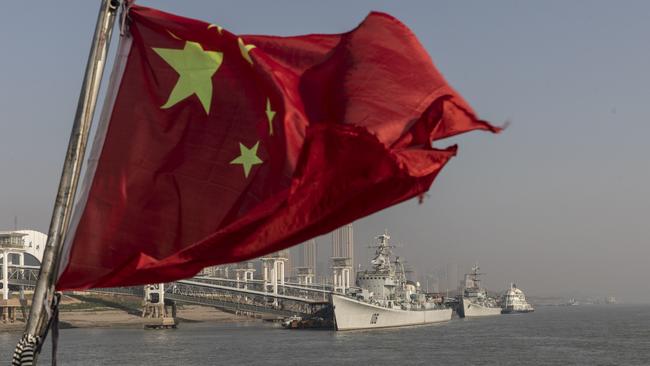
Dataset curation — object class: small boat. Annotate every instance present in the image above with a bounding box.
[501,283,534,314]
[281,315,302,328]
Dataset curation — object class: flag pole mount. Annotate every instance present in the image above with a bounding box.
[13,0,121,364]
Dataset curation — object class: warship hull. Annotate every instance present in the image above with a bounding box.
[332,294,452,331]
[458,297,502,318]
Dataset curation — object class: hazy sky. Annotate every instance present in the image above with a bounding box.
[1,1,649,302]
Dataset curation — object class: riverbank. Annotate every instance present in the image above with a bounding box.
[58,304,246,329]
[0,293,253,332]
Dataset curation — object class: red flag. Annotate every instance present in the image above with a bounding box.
[56,5,499,290]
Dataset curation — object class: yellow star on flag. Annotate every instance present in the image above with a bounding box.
[207,24,223,34]
[153,41,223,114]
[230,141,263,178]
[265,98,276,135]
[238,37,256,65]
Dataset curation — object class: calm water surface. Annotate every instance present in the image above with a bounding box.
[2,305,649,365]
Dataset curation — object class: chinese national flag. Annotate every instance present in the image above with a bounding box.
[56,5,499,290]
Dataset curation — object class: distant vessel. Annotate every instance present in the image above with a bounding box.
[332,232,452,330]
[501,283,534,314]
[458,264,501,318]
[561,298,579,306]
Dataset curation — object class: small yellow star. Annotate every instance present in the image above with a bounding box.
[265,98,276,135]
[230,141,263,178]
[207,24,223,35]
[238,37,256,65]
[167,30,181,40]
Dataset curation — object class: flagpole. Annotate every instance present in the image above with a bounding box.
[14,0,121,364]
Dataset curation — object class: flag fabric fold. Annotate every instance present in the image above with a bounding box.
[56,5,499,290]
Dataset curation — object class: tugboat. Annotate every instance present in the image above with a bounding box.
[281,315,303,328]
[501,283,534,314]
[331,232,452,330]
[458,264,501,318]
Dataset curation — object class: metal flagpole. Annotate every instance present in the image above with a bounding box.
[13,0,121,364]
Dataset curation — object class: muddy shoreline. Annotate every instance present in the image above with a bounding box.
[0,293,256,332]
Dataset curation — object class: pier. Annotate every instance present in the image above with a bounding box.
[0,231,45,323]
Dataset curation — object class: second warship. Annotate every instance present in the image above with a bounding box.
[458,264,501,318]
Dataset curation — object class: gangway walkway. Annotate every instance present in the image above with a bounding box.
[94,278,333,318]
[0,264,40,287]
[191,276,333,302]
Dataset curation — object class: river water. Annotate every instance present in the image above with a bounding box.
[1,305,649,365]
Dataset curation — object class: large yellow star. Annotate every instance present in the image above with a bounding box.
[230,141,263,178]
[153,41,223,114]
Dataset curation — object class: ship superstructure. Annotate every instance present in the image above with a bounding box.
[458,264,501,318]
[331,232,452,330]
